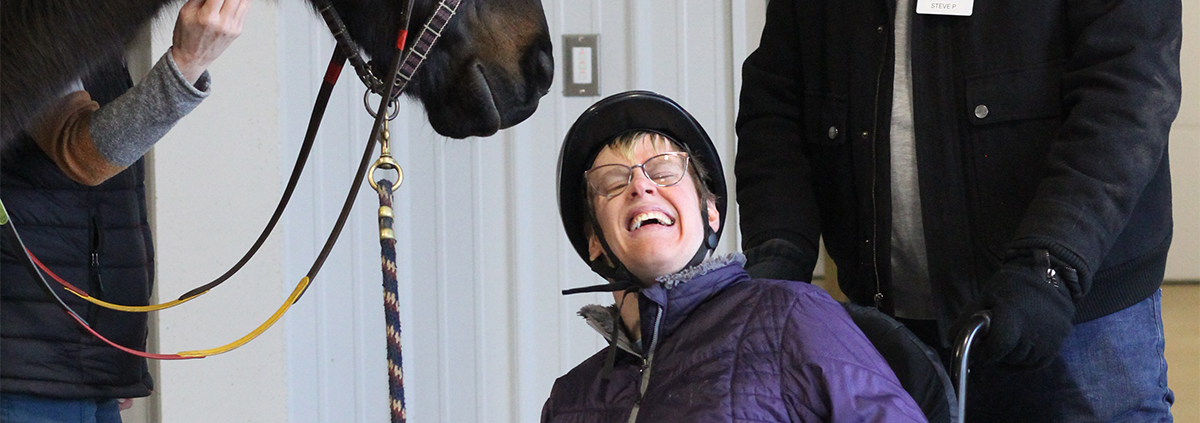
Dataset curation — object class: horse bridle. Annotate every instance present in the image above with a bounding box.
[317,0,463,106]
[0,0,461,360]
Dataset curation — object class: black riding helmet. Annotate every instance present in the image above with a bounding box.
[557,90,727,290]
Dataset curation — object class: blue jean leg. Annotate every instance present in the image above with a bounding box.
[0,394,122,423]
[965,290,1174,423]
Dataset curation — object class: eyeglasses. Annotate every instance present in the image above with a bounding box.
[584,152,690,198]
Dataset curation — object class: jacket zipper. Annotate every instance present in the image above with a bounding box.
[869,2,896,309]
[627,307,663,423]
[88,216,105,321]
[1042,250,1059,288]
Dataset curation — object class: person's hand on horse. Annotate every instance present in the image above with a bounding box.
[172,0,251,84]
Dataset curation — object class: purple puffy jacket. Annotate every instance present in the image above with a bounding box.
[542,254,927,423]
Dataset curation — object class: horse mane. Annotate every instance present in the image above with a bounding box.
[0,0,176,146]
[2,0,553,144]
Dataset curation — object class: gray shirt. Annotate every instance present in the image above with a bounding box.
[889,0,935,320]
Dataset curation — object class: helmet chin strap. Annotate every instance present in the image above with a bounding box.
[561,205,718,382]
[687,205,719,268]
[562,222,641,295]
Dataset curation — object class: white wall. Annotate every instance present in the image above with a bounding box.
[144,2,288,422]
[134,0,1197,421]
[1165,0,1200,281]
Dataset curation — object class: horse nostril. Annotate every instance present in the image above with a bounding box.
[532,49,554,92]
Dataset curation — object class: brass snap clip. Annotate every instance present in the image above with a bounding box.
[369,119,404,191]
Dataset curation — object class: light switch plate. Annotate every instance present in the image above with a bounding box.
[563,34,599,97]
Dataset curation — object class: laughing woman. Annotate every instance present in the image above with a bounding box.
[542,91,926,423]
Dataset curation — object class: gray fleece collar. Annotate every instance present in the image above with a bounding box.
[576,253,746,354]
[654,253,745,290]
[578,304,641,356]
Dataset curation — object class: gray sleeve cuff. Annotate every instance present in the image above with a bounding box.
[90,49,210,167]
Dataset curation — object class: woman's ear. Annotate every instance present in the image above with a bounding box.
[706,199,720,233]
[588,233,605,262]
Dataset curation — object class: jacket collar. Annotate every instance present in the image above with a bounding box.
[578,253,748,354]
[578,304,641,356]
[653,252,746,290]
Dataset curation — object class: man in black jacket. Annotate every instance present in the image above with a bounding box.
[1,1,247,421]
[734,0,1180,420]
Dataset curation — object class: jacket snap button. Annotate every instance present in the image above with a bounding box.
[827,126,839,139]
[974,104,989,119]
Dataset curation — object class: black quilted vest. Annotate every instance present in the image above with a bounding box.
[1,57,155,399]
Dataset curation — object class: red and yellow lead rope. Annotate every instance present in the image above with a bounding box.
[2,198,312,360]
[0,51,356,361]
[22,243,310,359]
[26,251,205,312]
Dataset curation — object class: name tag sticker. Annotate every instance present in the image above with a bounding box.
[916,0,973,16]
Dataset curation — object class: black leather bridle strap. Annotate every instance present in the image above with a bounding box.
[0,51,354,359]
[21,50,351,313]
[314,0,460,98]
[315,1,383,93]
[177,50,349,300]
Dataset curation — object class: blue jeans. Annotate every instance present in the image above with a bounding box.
[0,394,122,423]
[965,290,1174,422]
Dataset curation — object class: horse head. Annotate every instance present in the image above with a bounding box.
[330,0,554,138]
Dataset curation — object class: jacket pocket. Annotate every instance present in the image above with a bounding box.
[964,62,1063,125]
[962,62,1065,260]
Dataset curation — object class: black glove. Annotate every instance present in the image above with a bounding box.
[743,238,815,282]
[958,249,1076,369]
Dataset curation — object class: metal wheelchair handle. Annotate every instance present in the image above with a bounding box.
[952,310,991,423]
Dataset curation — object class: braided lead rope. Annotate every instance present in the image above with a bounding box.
[377,178,406,423]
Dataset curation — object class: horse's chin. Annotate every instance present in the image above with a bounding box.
[426,63,510,139]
